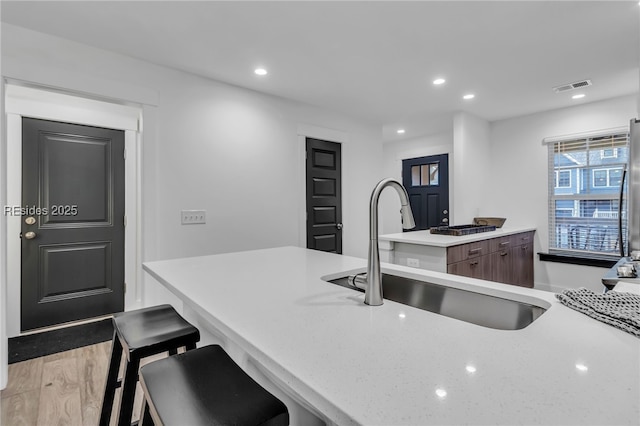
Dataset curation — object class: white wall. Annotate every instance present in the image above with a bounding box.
[452,112,492,225]
[380,132,453,234]
[485,95,638,292]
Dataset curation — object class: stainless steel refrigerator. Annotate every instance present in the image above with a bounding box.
[626,118,640,255]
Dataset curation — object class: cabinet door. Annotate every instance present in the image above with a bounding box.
[491,249,514,284]
[510,231,534,248]
[513,243,534,287]
[489,235,512,253]
[447,255,491,280]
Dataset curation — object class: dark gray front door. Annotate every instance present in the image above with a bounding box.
[21,118,125,331]
[402,154,449,230]
[306,138,342,254]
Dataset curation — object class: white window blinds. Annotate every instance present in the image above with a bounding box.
[547,130,629,257]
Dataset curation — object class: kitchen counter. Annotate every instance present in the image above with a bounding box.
[377,227,537,280]
[379,226,537,247]
[143,246,639,425]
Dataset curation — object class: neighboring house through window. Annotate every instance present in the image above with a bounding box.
[547,130,629,256]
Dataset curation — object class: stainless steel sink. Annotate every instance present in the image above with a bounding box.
[327,273,546,330]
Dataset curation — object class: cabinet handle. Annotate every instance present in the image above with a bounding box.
[470,261,479,266]
[499,241,510,246]
[468,248,482,255]
[500,251,508,256]
[522,246,528,251]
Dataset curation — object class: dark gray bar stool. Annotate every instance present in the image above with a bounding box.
[138,344,289,426]
[99,304,201,426]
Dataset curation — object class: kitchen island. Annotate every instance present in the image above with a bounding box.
[379,227,537,287]
[143,246,639,425]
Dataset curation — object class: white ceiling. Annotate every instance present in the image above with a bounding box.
[2,1,638,142]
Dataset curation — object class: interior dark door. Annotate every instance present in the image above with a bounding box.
[402,154,449,230]
[306,138,342,254]
[21,118,125,331]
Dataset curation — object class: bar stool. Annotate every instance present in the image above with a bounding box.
[100,304,201,426]
[138,345,289,426]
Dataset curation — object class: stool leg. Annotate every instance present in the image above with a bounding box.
[139,398,154,426]
[100,333,123,426]
[117,357,141,426]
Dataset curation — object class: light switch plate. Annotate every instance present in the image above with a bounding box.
[181,210,206,225]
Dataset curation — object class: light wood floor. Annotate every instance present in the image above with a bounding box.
[0,341,165,426]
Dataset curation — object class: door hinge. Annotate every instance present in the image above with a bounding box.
[124,282,127,293]
[124,216,127,227]
[124,148,127,160]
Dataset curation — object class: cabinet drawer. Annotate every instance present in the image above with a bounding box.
[447,240,490,264]
[510,231,534,247]
[489,235,512,253]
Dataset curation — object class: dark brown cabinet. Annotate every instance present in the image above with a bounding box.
[446,231,534,288]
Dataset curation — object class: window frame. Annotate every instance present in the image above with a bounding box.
[600,147,618,159]
[591,167,623,188]
[554,169,572,188]
[546,129,629,260]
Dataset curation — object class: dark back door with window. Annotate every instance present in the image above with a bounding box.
[402,154,449,230]
[21,118,125,331]
[306,138,342,254]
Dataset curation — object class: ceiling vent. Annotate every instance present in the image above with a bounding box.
[553,79,592,93]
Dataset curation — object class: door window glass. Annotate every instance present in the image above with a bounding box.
[411,166,421,186]
[429,164,439,186]
[411,163,440,186]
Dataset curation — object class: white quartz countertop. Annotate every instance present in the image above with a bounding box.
[380,226,537,247]
[143,247,639,425]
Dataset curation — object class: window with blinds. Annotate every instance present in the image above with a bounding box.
[547,130,629,257]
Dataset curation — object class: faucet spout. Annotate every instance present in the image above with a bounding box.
[365,178,415,306]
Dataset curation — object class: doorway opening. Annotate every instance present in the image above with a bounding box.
[5,84,142,335]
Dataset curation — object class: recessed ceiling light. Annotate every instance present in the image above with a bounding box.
[572,94,585,99]
[254,68,268,76]
[433,78,446,85]
[463,94,475,100]
[397,129,406,134]
[575,363,588,372]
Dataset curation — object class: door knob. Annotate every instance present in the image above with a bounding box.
[442,218,449,223]
[23,231,36,240]
[25,216,36,225]
[336,223,343,230]
[443,210,448,215]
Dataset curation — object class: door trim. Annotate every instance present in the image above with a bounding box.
[5,85,142,337]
